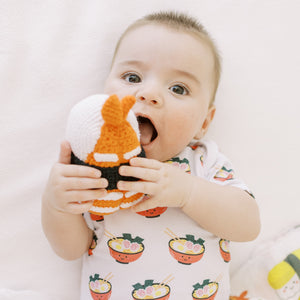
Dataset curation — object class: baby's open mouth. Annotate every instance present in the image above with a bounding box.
[137,116,158,145]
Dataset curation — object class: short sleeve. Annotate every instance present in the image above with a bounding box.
[83,212,105,238]
[83,212,105,255]
[196,140,254,198]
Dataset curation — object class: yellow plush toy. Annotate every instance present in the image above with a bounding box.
[66,94,145,217]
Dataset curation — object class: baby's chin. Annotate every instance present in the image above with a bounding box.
[143,148,180,162]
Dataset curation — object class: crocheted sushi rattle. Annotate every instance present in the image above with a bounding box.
[66,94,145,216]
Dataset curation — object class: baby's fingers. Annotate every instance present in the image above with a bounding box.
[118,180,157,196]
[131,196,160,212]
[129,157,162,169]
[67,189,107,203]
[65,177,108,190]
[57,164,101,179]
[66,201,94,215]
[119,165,158,182]
[58,141,72,164]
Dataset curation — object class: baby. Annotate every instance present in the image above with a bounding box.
[42,11,260,299]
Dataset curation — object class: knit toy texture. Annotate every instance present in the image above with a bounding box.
[66,94,145,216]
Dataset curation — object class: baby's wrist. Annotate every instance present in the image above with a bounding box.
[42,194,66,216]
[181,175,201,210]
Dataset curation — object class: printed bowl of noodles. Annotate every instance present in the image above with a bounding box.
[132,280,170,300]
[89,274,112,300]
[107,233,144,264]
[192,280,218,300]
[168,235,205,265]
[219,239,231,262]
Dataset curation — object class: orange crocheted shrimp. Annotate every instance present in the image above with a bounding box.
[86,94,141,168]
[67,94,145,216]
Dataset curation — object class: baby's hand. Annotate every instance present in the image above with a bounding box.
[42,141,108,215]
[117,157,194,212]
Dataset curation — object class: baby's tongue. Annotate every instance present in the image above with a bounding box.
[139,121,154,145]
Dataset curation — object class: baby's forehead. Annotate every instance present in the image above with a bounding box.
[120,23,215,60]
[126,22,210,44]
[132,23,213,58]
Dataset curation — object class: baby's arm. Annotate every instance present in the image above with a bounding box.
[180,177,260,242]
[42,141,108,260]
[118,157,260,242]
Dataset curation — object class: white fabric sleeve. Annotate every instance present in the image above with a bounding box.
[83,212,105,238]
[200,140,254,197]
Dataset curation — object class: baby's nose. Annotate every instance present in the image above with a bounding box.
[138,95,159,105]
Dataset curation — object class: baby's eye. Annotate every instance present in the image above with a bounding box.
[122,73,141,83]
[169,84,188,95]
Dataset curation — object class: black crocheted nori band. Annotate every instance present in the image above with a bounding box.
[71,149,145,190]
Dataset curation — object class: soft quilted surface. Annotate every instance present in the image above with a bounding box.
[1,1,299,299]
[230,224,300,299]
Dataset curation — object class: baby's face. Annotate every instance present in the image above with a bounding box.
[105,24,216,161]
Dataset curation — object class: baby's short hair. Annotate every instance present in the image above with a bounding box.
[113,11,221,104]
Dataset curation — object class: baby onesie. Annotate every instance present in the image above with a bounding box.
[80,139,253,300]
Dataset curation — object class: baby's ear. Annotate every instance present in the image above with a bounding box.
[194,105,216,139]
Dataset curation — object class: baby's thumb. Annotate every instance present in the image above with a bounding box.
[58,140,72,164]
